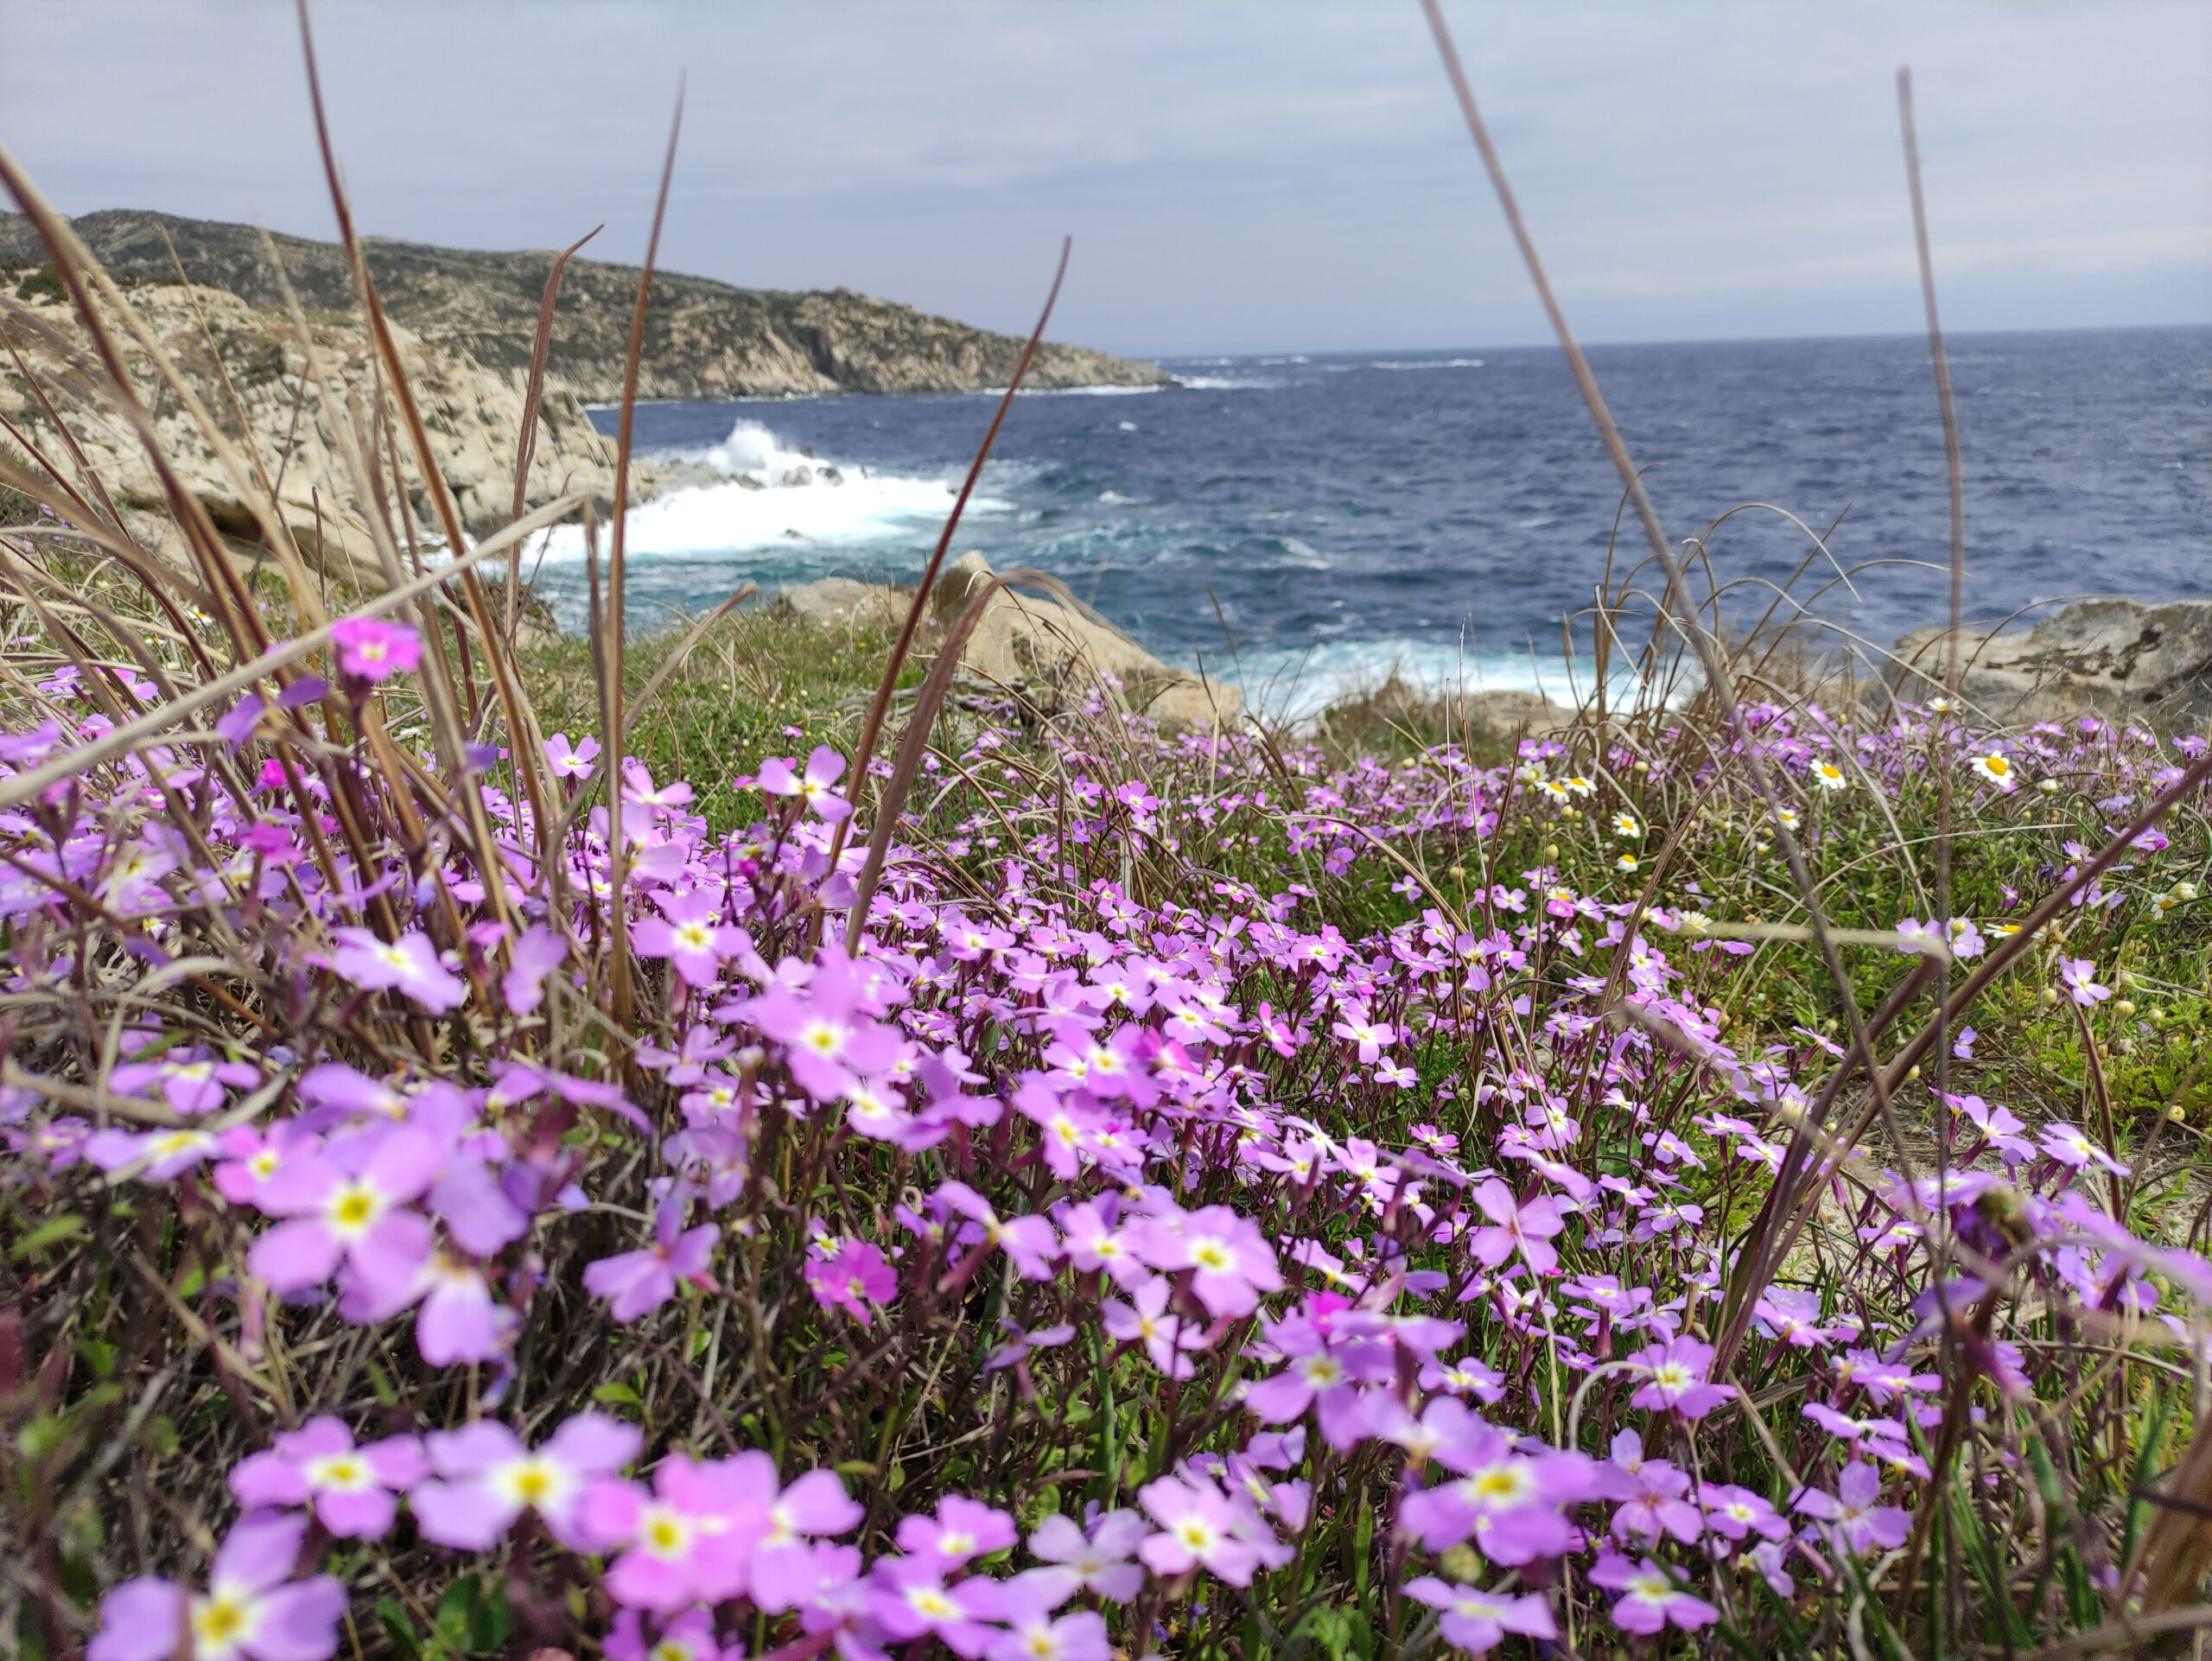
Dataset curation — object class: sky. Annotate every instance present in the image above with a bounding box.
[3,1,2208,358]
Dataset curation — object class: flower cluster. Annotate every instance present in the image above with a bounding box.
[7,644,2209,1660]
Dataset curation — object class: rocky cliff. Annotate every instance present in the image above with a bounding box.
[0,210,1170,401]
[0,274,632,581]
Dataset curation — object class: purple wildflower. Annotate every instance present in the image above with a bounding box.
[227,1417,425,1538]
[1588,1551,1719,1635]
[329,617,422,684]
[329,928,467,1014]
[583,1200,720,1321]
[411,1410,641,1551]
[89,1511,346,1661]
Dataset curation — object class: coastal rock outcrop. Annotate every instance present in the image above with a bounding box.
[771,555,1240,729]
[1889,597,2212,730]
[770,576,912,632]
[929,552,1240,729]
[0,276,637,585]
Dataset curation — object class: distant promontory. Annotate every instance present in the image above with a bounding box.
[0,209,1170,401]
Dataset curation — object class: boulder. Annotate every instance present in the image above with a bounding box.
[771,576,912,631]
[930,551,1240,729]
[1461,690,1573,734]
[1888,598,2212,731]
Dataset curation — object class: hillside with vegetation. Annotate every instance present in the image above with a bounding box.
[0,207,1171,400]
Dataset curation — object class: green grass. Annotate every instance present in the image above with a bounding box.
[518,601,919,828]
[514,604,2212,1174]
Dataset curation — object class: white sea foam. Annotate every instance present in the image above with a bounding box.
[971,383,1163,398]
[700,419,823,481]
[1173,375,1277,391]
[1370,357,1485,372]
[1203,638,1616,725]
[536,418,995,563]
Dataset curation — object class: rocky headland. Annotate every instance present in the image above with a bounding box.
[1,267,626,584]
[0,209,1166,586]
[0,210,1171,402]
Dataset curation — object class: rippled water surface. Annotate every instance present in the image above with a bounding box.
[539,328,2210,707]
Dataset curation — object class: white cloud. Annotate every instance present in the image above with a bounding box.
[1,0,2205,353]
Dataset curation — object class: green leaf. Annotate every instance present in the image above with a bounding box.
[2124,1385,2176,1565]
[75,1339,118,1378]
[1283,1605,1370,1661]
[10,1214,87,1259]
[17,1412,65,1463]
[374,1595,422,1661]
[435,1575,478,1649]
[467,1581,513,1652]
[592,1382,642,1408]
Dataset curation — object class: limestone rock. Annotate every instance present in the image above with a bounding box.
[771,576,913,631]
[1461,690,1573,735]
[0,277,642,587]
[1888,598,2212,731]
[930,551,1240,729]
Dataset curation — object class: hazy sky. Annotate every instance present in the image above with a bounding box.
[3,1,2208,356]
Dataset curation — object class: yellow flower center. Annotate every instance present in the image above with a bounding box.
[1472,1467,1527,1501]
[640,1508,690,1557]
[307,1454,367,1491]
[327,1181,381,1235]
[193,1594,253,1651]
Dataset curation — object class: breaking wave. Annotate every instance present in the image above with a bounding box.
[535,420,1001,563]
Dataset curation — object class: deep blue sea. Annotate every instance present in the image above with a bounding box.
[543,327,2211,716]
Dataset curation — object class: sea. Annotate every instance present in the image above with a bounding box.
[537,326,2211,720]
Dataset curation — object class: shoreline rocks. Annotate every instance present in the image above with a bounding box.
[770,554,1241,729]
[1887,597,2212,730]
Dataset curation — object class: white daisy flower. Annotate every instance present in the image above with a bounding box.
[1968,751,2017,787]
